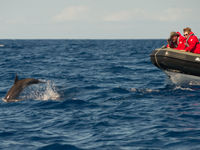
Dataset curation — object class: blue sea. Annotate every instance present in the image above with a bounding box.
[1,39,200,150]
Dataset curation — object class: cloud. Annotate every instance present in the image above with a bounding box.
[155,8,192,22]
[53,6,193,24]
[103,8,193,22]
[104,11,133,22]
[103,9,146,22]
[53,6,89,22]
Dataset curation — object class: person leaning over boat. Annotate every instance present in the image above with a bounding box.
[167,32,185,50]
[183,27,200,54]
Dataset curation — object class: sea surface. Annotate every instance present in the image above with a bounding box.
[0,40,200,150]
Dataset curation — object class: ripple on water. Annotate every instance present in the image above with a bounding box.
[0,40,200,150]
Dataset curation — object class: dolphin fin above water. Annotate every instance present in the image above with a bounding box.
[14,74,19,84]
[4,74,44,102]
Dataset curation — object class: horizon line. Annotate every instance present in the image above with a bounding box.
[0,38,167,40]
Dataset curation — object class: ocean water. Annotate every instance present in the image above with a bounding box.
[0,39,200,150]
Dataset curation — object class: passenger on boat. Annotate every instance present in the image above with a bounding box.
[183,27,200,54]
[167,32,185,50]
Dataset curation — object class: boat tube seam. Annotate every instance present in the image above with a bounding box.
[155,55,200,64]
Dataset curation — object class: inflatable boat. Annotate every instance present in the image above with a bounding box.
[150,48,200,77]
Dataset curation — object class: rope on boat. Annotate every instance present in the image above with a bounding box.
[154,49,162,69]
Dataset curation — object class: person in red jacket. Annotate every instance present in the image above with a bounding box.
[167,32,185,50]
[183,27,200,54]
[195,44,200,54]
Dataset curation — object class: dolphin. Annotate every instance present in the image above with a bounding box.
[4,74,44,102]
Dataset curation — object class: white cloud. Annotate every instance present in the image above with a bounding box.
[155,8,192,22]
[53,6,89,22]
[53,6,193,24]
[104,11,133,21]
[103,8,193,22]
[104,9,146,22]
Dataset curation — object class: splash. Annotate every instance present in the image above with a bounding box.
[173,86,194,91]
[36,80,60,100]
[130,88,160,93]
[165,71,200,86]
[20,80,60,101]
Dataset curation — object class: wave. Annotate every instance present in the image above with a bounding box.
[37,143,85,150]
[173,86,194,91]
[130,84,195,96]
[165,71,200,86]
[130,88,160,93]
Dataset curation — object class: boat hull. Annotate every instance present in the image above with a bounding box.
[150,48,200,77]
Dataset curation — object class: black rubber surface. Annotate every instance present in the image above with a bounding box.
[150,48,200,76]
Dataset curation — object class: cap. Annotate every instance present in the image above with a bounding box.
[170,32,179,39]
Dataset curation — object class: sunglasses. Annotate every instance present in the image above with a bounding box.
[184,34,188,36]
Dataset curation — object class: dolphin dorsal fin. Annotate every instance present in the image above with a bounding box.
[14,74,19,84]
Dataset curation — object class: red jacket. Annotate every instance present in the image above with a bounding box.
[175,32,186,50]
[167,32,186,50]
[194,43,200,54]
[185,32,200,53]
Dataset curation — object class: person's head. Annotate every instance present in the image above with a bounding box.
[183,27,191,39]
[170,32,179,42]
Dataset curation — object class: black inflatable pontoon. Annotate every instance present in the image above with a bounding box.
[150,48,200,77]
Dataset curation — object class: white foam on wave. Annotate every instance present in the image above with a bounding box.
[1,98,21,102]
[130,88,160,93]
[165,71,200,86]
[21,80,60,101]
[130,71,200,94]
[173,86,194,91]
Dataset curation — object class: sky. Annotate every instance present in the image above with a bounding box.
[0,0,200,39]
